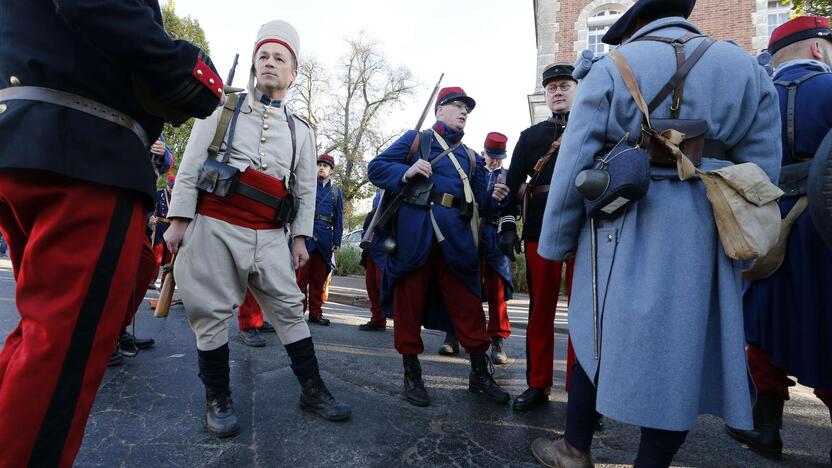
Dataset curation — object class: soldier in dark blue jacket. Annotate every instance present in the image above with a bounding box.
[368,87,512,408]
[297,154,344,326]
[728,16,832,463]
[0,1,222,465]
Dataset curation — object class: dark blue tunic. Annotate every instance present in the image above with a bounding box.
[743,61,832,390]
[305,179,343,271]
[482,168,513,300]
[368,122,500,327]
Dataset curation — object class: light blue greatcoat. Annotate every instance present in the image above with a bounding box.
[537,17,781,432]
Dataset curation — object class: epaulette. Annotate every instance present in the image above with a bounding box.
[573,49,604,80]
[756,51,774,77]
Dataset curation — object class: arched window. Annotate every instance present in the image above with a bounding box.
[767,0,790,36]
[586,9,624,55]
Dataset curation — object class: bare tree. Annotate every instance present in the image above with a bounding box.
[288,55,329,128]
[321,35,418,219]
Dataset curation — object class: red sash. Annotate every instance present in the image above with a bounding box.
[197,168,288,229]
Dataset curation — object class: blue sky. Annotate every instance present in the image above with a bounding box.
[170,0,539,161]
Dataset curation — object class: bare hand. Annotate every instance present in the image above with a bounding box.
[292,237,309,270]
[150,139,166,156]
[404,159,432,181]
[491,183,509,202]
[149,215,158,226]
[164,218,190,254]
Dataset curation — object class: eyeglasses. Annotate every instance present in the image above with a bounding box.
[545,83,574,93]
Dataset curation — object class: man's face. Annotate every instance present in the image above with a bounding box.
[254,42,298,94]
[317,162,333,179]
[436,100,469,132]
[545,78,576,114]
[482,152,503,170]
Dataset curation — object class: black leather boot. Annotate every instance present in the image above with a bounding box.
[438,332,459,356]
[512,386,550,411]
[726,393,784,459]
[119,330,155,350]
[205,387,239,438]
[300,376,351,421]
[198,345,239,438]
[469,353,510,404]
[402,354,430,407]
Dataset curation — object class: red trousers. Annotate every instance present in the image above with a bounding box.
[123,236,163,328]
[482,260,511,339]
[747,346,832,408]
[237,289,264,330]
[525,241,574,389]
[365,256,386,326]
[295,250,329,319]
[0,171,144,468]
[393,245,491,355]
[152,241,173,286]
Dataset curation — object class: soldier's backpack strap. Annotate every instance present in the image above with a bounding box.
[285,108,298,190]
[635,34,714,118]
[207,92,243,162]
[774,71,829,160]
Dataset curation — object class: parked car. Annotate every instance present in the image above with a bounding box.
[341,229,364,250]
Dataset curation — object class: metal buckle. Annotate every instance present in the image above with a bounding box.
[440,193,454,208]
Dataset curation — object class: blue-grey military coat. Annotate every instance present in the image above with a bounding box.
[538,17,781,431]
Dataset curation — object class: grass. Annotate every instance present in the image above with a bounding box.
[334,247,364,276]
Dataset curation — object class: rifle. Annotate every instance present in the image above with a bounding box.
[360,73,444,250]
[223,54,245,94]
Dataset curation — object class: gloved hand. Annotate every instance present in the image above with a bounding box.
[499,230,522,260]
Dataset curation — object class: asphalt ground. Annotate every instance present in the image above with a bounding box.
[0,261,829,467]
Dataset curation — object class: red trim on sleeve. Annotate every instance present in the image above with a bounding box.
[192,58,224,98]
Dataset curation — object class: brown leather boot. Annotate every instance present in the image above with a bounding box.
[530,438,594,468]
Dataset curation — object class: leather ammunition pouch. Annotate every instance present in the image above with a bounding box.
[778,161,810,197]
[197,158,241,197]
[401,176,435,207]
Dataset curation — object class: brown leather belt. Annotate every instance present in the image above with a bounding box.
[530,185,550,194]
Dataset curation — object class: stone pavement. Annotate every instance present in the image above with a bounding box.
[0,263,828,467]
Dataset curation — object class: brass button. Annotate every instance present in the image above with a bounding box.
[10,76,21,86]
[217,87,222,94]
[260,137,266,143]
[607,234,614,242]
[0,103,6,114]
[197,69,204,77]
[264,112,269,120]
[209,78,215,85]
[260,164,268,170]
[263,124,269,130]
[260,152,265,157]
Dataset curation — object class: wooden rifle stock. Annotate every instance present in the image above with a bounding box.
[154,253,177,318]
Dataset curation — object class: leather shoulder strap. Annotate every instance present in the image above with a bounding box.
[647,38,716,115]
[207,92,242,161]
[285,108,298,189]
[775,71,829,159]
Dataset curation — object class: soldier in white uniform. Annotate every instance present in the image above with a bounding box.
[165,20,351,438]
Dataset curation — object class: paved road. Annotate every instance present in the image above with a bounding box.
[0,260,829,467]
